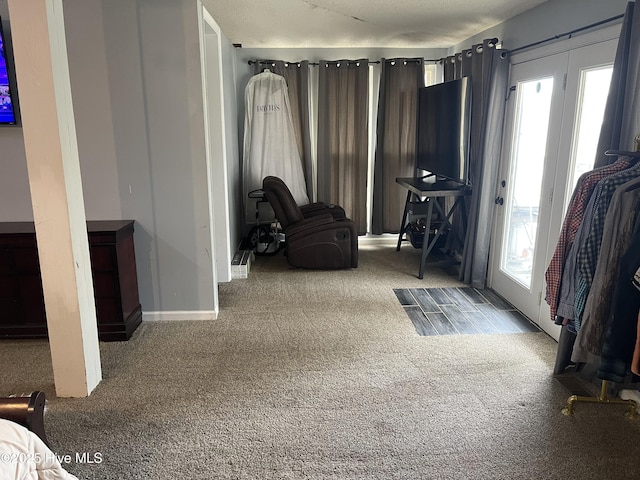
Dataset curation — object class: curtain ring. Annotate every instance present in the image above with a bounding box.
[466,50,473,57]
[476,45,483,54]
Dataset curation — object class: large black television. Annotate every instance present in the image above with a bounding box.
[416,77,471,185]
[0,17,18,125]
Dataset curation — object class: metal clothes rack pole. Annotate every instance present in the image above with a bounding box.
[563,380,638,418]
[562,134,640,419]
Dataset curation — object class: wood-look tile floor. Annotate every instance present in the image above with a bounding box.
[394,287,541,336]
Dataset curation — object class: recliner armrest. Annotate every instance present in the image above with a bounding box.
[300,202,327,215]
[285,213,334,236]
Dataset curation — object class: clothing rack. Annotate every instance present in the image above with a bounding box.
[560,133,640,419]
[562,380,637,417]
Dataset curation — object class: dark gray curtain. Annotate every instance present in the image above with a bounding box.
[444,40,510,288]
[372,58,425,234]
[594,2,640,168]
[251,60,314,198]
[317,59,369,234]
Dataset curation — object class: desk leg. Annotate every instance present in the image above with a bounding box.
[396,190,412,251]
[434,196,464,247]
[418,199,434,279]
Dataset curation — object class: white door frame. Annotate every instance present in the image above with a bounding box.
[488,24,621,341]
[489,52,569,340]
[196,2,234,315]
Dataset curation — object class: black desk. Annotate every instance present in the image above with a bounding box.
[396,177,471,279]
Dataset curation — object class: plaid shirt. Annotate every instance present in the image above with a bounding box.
[544,159,632,322]
[574,162,640,323]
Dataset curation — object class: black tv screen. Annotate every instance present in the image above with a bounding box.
[0,18,17,125]
[416,77,471,185]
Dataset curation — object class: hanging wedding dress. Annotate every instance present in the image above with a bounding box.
[243,69,309,222]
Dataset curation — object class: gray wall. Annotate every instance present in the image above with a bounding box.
[0,1,31,221]
[452,0,629,52]
[65,0,122,220]
[0,0,236,315]
[136,0,214,312]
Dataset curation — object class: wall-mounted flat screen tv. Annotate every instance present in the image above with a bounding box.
[0,18,17,125]
[416,77,471,185]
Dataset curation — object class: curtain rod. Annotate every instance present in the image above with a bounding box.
[248,58,440,67]
[509,12,624,55]
[247,59,379,66]
[246,13,625,67]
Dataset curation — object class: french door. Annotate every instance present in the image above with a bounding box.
[489,38,617,340]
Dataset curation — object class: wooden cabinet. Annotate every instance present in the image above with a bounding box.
[0,220,142,341]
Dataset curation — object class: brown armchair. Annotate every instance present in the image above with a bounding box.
[264,176,346,221]
[262,176,358,269]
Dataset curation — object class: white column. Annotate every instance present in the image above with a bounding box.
[8,0,101,397]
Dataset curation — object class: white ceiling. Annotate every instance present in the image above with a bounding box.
[202,0,549,49]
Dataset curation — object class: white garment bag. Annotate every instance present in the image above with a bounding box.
[243,70,309,222]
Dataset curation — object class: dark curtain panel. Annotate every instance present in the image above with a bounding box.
[317,59,369,234]
[594,2,640,167]
[372,58,425,234]
[252,60,314,198]
[443,40,510,288]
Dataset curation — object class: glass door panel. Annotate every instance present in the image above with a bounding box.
[490,37,617,340]
[565,66,613,202]
[501,77,554,288]
[490,51,568,331]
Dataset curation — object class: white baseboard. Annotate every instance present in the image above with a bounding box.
[142,310,218,322]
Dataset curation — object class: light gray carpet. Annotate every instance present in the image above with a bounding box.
[2,239,640,479]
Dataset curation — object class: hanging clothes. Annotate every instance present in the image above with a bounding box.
[632,267,640,376]
[573,176,640,363]
[596,223,640,382]
[573,161,640,325]
[548,156,640,376]
[632,308,640,376]
[555,186,599,326]
[545,158,633,322]
[243,70,309,222]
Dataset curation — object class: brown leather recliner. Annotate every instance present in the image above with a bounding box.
[262,176,358,269]
[265,176,347,221]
